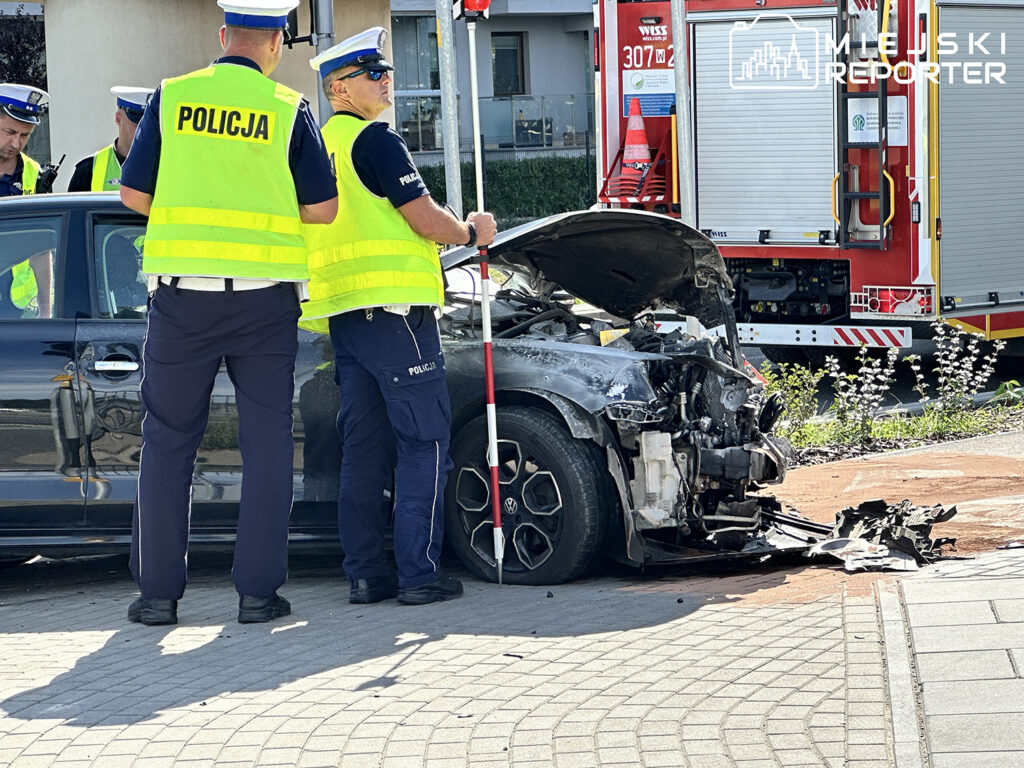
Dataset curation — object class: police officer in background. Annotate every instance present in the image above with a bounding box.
[68,87,154,192]
[0,83,53,319]
[119,0,337,626]
[302,28,496,606]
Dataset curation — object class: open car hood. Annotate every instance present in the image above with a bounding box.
[442,209,733,324]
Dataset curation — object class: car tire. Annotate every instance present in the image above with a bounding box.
[445,406,612,585]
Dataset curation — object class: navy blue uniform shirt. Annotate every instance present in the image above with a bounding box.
[121,57,336,205]
[339,111,429,209]
[0,156,26,197]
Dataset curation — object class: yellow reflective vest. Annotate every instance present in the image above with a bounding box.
[299,115,442,334]
[141,63,308,281]
[9,154,41,308]
[90,144,122,191]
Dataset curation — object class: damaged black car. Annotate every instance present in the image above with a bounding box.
[438,209,793,584]
[0,197,792,581]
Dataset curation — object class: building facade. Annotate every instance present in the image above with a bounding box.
[391,0,594,159]
[25,0,593,187]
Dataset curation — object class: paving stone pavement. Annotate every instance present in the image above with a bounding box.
[0,555,902,767]
[897,547,1024,768]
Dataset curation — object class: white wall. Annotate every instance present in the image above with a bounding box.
[43,0,390,191]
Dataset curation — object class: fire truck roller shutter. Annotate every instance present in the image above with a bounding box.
[937,1,1024,317]
[693,15,837,244]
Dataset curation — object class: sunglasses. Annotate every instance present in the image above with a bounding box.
[122,107,145,124]
[339,68,387,82]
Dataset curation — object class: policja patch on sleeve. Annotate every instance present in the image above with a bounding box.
[174,102,275,144]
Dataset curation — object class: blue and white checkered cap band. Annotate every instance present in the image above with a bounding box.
[0,94,43,114]
[224,11,287,27]
[317,48,381,78]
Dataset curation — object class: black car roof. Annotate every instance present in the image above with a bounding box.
[0,191,133,215]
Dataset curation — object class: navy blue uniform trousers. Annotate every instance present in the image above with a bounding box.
[130,282,300,600]
[329,306,453,589]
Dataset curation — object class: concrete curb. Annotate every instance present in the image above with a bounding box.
[877,579,927,768]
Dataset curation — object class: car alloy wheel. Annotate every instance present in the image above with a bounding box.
[445,406,613,585]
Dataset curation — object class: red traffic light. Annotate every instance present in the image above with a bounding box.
[453,0,490,19]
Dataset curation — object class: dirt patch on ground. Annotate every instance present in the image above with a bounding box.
[775,451,1024,556]
[624,565,898,605]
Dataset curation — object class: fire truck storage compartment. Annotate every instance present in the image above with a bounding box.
[728,258,850,322]
[693,14,837,245]
[937,1,1024,315]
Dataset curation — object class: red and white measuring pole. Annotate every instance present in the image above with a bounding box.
[463,0,504,584]
[478,255,505,585]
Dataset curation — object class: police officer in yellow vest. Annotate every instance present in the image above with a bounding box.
[303,28,496,606]
[0,82,53,319]
[68,87,154,192]
[119,0,338,626]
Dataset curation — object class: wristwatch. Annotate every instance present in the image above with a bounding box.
[464,222,477,248]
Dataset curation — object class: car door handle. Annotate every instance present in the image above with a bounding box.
[93,360,140,373]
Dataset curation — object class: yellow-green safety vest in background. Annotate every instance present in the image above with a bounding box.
[142,64,307,281]
[20,153,39,194]
[10,154,41,308]
[90,144,121,191]
[299,115,442,334]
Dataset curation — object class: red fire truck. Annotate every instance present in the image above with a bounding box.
[595,0,1024,363]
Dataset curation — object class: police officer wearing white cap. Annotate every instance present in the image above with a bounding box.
[0,83,51,197]
[300,27,496,606]
[68,87,154,192]
[119,0,338,626]
[0,83,53,319]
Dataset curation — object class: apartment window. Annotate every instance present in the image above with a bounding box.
[391,15,442,151]
[492,33,525,96]
[391,16,439,90]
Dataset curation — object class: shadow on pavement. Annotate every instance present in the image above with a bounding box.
[0,550,809,728]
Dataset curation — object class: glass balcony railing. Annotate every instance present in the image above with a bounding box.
[394,92,444,152]
[394,91,594,153]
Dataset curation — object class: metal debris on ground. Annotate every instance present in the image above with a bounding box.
[807,498,958,572]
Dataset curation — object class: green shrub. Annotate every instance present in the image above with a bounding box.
[419,155,595,230]
[759,361,825,443]
[760,321,1016,451]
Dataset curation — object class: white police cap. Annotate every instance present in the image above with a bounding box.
[309,26,393,79]
[0,83,50,125]
[217,0,299,29]
[110,86,154,119]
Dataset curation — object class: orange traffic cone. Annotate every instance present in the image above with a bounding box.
[620,98,652,193]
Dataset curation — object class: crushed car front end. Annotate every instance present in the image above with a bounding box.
[441,209,793,581]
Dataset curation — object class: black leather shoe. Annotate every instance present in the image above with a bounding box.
[397,571,464,605]
[237,592,291,624]
[350,573,399,604]
[127,596,178,626]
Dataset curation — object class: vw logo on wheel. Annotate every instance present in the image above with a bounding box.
[503,497,518,515]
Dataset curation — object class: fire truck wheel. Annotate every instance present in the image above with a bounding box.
[0,556,32,568]
[760,346,809,367]
[805,347,866,371]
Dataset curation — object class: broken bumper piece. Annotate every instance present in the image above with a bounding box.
[807,498,958,572]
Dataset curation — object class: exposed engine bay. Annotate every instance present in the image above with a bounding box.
[441,274,793,565]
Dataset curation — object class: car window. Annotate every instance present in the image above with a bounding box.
[93,221,148,319]
[0,215,60,320]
